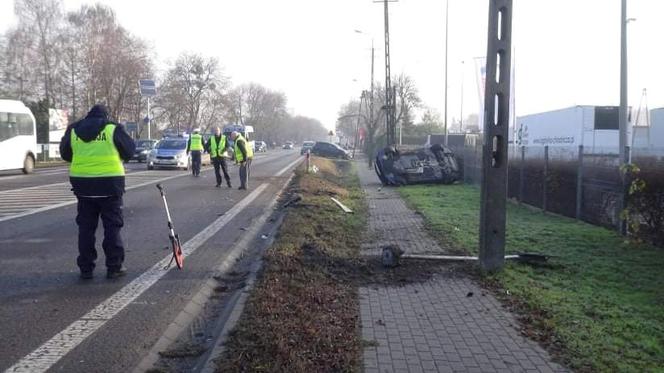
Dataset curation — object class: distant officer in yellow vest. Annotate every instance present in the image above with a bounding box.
[187,128,204,177]
[206,127,232,188]
[230,131,253,190]
[59,104,135,280]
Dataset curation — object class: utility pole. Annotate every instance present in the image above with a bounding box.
[479,0,513,272]
[376,0,398,147]
[444,0,449,145]
[370,40,375,153]
[147,97,151,140]
[619,0,628,168]
[619,0,633,235]
[460,60,465,131]
[353,92,366,158]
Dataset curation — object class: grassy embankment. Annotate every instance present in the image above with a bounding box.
[399,184,664,373]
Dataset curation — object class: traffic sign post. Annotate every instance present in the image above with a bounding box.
[139,79,157,139]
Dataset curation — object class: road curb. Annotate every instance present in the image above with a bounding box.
[133,165,298,373]
[197,202,288,373]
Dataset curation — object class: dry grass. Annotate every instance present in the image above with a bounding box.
[216,158,366,373]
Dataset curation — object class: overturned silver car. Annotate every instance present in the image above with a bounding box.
[374,144,461,186]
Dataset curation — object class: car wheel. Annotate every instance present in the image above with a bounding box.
[22,154,35,174]
[147,165,154,170]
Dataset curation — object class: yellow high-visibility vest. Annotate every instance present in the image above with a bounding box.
[70,124,125,177]
[189,133,204,151]
[234,134,253,162]
[210,135,227,158]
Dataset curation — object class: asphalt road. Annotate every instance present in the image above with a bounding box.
[0,149,302,372]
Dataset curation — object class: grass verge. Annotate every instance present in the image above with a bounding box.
[216,157,366,372]
[399,184,664,372]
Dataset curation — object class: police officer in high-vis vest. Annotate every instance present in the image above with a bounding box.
[59,104,135,280]
[187,128,204,177]
[230,131,253,190]
[206,127,232,188]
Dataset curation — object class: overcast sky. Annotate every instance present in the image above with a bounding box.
[2,0,663,129]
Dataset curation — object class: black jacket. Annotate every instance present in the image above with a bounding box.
[60,105,135,197]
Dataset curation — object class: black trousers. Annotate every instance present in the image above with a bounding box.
[212,157,231,186]
[76,196,124,272]
[191,150,201,176]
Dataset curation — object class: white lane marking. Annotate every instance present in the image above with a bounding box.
[275,155,303,177]
[0,171,63,181]
[6,184,269,373]
[0,182,68,195]
[0,173,189,223]
[0,164,147,181]
[0,155,289,223]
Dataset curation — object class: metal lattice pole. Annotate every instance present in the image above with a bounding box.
[479,0,513,272]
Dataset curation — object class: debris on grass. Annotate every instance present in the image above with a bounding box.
[362,340,380,348]
[158,343,206,359]
[282,194,302,208]
[331,197,353,213]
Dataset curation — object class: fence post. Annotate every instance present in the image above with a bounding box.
[543,145,549,213]
[619,145,631,235]
[305,150,310,173]
[519,146,525,204]
[576,145,584,220]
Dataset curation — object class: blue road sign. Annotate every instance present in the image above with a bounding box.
[139,79,157,97]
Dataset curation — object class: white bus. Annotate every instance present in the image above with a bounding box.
[0,100,38,173]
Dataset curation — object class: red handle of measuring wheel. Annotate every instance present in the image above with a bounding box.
[173,235,184,269]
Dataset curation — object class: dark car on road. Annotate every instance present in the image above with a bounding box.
[300,140,315,155]
[131,139,158,162]
[311,141,350,159]
[254,141,267,153]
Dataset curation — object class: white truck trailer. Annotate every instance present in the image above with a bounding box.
[632,107,664,150]
[515,106,629,154]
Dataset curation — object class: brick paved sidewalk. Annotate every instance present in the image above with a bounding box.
[357,160,567,373]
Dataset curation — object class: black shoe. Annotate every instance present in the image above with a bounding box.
[215,184,221,188]
[238,186,246,190]
[80,271,93,280]
[227,182,232,188]
[107,268,127,279]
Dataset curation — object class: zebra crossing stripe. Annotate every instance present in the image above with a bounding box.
[0,171,194,223]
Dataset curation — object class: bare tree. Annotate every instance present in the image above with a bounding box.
[14,0,64,104]
[393,73,421,131]
[226,83,288,143]
[2,26,40,101]
[63,4,154,122]
[156,52,228,134]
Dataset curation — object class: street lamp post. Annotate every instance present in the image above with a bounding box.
[444,0,449,146]
[354,29,376,159]
[460,60,465,132]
